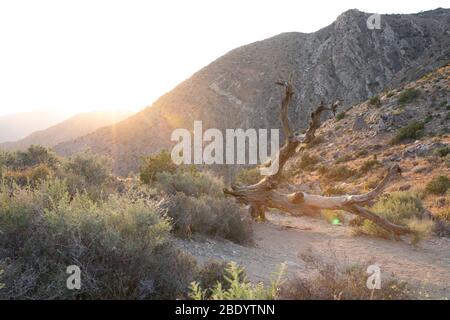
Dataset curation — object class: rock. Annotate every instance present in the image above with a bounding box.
[413,165,431,174]
[403,142,448,158]
[353,115,368,131]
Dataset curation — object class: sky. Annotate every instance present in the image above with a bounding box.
[0,0,448,117]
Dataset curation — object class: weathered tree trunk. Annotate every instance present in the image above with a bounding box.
[224,80,411,236]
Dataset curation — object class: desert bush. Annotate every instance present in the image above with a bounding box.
[235,167,261,185]
[280,252,411,300]
[60,151,113,200]
[397,88,420,105]
[320,165,356,182]
[354,192,432,242]
[434,146,450,157]
[0,145,59,171]
[298,153,320,171]
[369,95,381,107]
[390,121,424,144]
[162,192,252,244]
[189,262,285,300]
[425,175,450,195]
[155,169,224,198]
[359,158,382,175]
[2,163,52,188]
[0,179,197,299]
[195,260,248,299]
[323,185,347,196]
[335,112,346,121]
[140,150,177,184]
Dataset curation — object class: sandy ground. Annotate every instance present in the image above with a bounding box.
[176,212,450,299]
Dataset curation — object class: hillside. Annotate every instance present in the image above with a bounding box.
[54,8,450,175]
[0,110,132,151]
[283,63,449,219]
[177,63,450,299]
[0,110,71,143]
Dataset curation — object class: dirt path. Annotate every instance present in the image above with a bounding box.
[176,212,450,299]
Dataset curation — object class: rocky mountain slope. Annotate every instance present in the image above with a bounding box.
[0,110,132,151]
[55,8,450,175]
[284,63,449,220]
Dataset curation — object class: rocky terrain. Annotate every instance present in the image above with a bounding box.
[177,64,450,299]
[54,8,450,175]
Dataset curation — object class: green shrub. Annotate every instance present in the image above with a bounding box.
[425,175,450,195]
[162,192,252,244]
[390,121,424,144]
[140,150,176,184]
[321,165,356,182]
[433,146,450,157]
[235,167,261,185]
[155,170,224,198]
[354,192,432,242]
[397,88,420,105]
[0,179,197,299]
[335,112,346,121]
[189,262,285,300]
[0,145,59,170]
[61,151,113,200]
[359,158,382,175]
[2,163,52,187]
[298,153,320,171]
[369,95,381,107]
[196,260,247,298]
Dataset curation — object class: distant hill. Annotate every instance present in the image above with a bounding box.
[0,110,72,143]
[0,110,132,151]
[55,8,450,175]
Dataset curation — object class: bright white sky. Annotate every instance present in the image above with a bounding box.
[0,0,447,117]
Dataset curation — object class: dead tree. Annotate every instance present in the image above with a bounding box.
[224,80,410,236]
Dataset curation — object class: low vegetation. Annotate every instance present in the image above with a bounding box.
[280,252,412,300]
[390,121,424,144]
[335,112,346,121]
[397,88,420,106]
[425,175,450,195]
[0,179,197,299]
[189,262,285,300]
[369,95,381,107]
[235,167,261,185]
[352,192,433,244]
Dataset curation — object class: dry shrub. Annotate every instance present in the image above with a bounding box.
[0,179,197,299]
[162,192,253,244]
[280,252,412,300]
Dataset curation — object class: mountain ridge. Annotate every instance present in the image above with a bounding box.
[54,8,450,175]
[0,110,133,151]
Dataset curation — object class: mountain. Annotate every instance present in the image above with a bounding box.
[0,110,72,143]
[54,8,450,175]
[0,110,132,151]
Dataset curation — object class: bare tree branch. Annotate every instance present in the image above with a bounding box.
[224,77,411,236]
